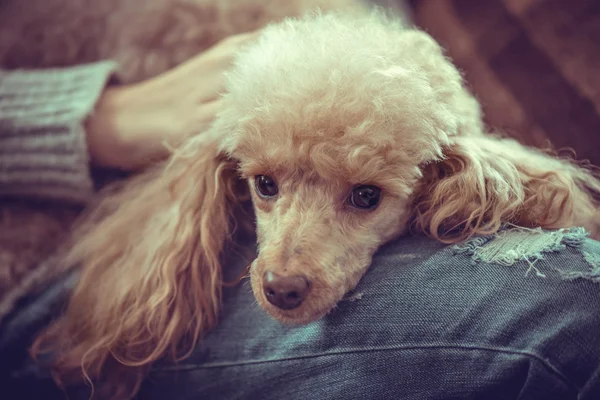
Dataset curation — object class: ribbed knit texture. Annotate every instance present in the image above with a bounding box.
[0,61,116,204]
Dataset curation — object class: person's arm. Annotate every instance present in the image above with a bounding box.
[0,31,259,204]
[0,61,116,204]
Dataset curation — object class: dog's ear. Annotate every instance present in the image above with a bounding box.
[411,135,600,242]
[31,136,243,398]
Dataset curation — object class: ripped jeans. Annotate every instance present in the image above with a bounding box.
[4,229,600,399]
[134,228,600,400]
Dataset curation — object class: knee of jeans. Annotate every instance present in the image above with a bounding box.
[452,226,600,282]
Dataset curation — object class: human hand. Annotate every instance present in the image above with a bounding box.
[86,31,260,170]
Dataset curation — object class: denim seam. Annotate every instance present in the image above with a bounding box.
[154,343,578,391]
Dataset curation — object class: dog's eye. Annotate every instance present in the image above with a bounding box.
[255,175,279,198]
[348,185,381,210]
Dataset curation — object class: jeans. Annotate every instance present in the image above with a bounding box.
[137,231,600,400]
[2,231,600,399]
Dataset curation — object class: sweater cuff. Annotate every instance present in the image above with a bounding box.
[0,61,117,204]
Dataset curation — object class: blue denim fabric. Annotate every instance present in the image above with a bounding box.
[135,233,600,400]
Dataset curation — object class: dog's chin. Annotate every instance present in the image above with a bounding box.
[257,300,332,325]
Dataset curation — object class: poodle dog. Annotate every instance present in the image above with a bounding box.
[19,5,600,400]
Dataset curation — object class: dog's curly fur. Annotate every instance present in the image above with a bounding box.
[4,1,597,398]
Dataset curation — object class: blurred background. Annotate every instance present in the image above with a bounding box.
[397,0,600,166]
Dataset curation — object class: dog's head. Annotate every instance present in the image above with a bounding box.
[213,11,481,323]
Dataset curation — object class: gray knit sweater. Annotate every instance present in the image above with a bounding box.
[0,61,116,204]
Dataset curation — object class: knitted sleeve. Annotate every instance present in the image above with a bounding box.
[0,61,116,204]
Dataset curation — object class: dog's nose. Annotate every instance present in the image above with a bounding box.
[263,271,310,310]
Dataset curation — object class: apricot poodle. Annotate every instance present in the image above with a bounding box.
[14,3,599,399]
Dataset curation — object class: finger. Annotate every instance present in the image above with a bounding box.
[195,98,224,125]
[191,73,229,105]
[221,29,263,47]
[176,99,225,141]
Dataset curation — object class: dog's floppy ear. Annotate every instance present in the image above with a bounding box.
[31,136,242,398]
[411,135,600,242]
[397,30,600,240]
